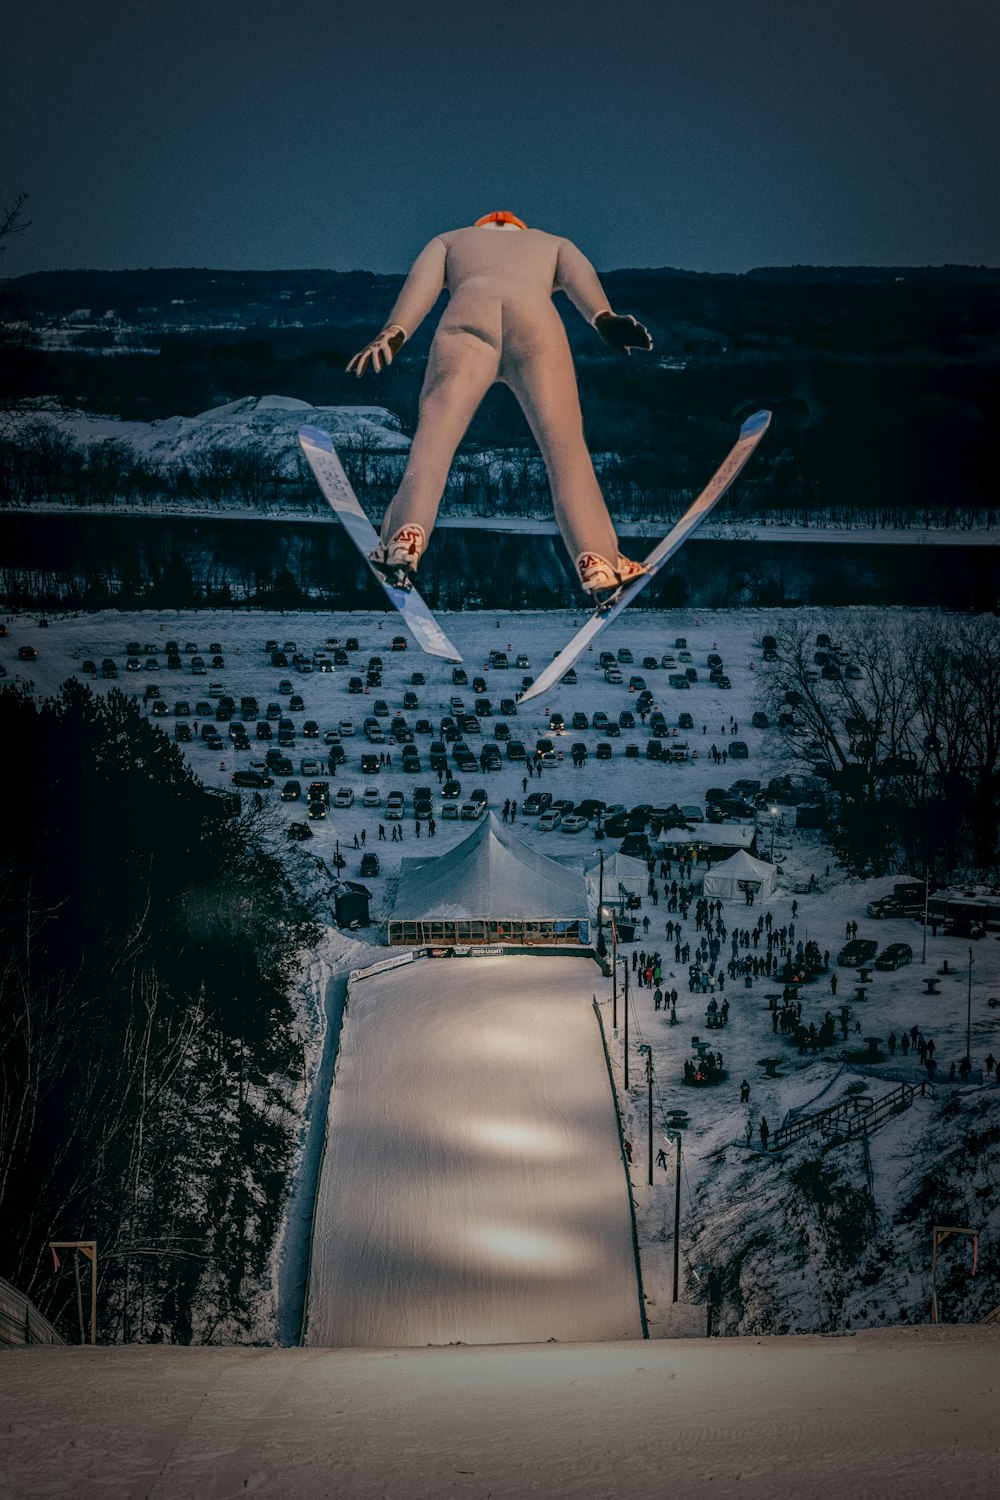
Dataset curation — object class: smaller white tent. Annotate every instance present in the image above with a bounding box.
[580,851,649,913]
[702,848,777,901]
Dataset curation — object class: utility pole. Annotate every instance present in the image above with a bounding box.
[967,947,974,1065]
[49,1241,97,1345]
[597,849,605,955]
[623,958,630,1091]
[638,1045,654,1184]
[668,1133,682,1301]
[922,868,929,964]
[611,913,618,1029]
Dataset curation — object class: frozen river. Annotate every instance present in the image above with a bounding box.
[306,955,644,1348]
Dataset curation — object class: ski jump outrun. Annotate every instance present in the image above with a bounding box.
[300,209,769,661]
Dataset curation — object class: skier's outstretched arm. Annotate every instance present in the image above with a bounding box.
[347,237,448,377]
[555,238,652,356]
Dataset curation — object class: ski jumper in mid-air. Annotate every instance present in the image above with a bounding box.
[347,211,653,597]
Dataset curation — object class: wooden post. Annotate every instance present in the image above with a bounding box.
[49,1240,97,1345]
[930,1224,978,1324]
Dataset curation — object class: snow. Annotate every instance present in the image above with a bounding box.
[306,955,642,1348]
[4,396,999,542]
[2,1331,999,1499]
[5,603,1000,1349]
[2,395,409,475]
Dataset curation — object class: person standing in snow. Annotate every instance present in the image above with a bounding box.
[347,211,652,596]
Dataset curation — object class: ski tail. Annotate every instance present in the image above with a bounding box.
[518,410,771,704]
[297,426,463,662]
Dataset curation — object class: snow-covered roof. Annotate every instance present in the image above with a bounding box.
[654,822,756,849]
[391,813,589,921]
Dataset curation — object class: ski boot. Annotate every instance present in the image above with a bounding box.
[369,524,427,589]
[576,551,647,609]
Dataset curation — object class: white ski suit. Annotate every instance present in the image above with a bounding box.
[376,222,624,565]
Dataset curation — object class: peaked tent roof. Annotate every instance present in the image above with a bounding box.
[391,812,589,921]
[579,851,649,904]
[702,847,777,898]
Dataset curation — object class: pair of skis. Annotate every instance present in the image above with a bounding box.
[298,409,771,691]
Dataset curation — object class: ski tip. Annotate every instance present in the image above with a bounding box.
[298,424,334,450]
[739,409,772,439]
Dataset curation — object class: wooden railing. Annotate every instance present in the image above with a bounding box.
[0,1276,64,1346]
[767,1080,932,1153]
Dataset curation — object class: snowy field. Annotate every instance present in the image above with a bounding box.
[307,956,642,1348]
[3,1331,999,1500]
[6,604,1000,1339]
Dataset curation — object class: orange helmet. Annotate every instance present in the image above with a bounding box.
[474,210,527,230]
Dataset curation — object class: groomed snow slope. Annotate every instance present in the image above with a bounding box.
[3,1333,998,1500]
[306,956,643,1348]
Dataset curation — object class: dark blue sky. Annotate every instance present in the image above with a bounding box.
[4,0,997,275]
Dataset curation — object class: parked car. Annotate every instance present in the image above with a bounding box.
[729,740,749,759]
[595,742,613,760]
[506,739,526,761]
[604,666,623,684]
[281,780,302,801]
[232,770,273,789]
[360,852,381,876]
[875,942,913,971]
[363,786,381,807]
[837,938,880,967]
[442,778,462,799]
[523,791,553,815]
[678,712,694,730]
[387,791,405,819]
[537,809,562,831]
[561,813,589,833]
[751,711,770,729]
[592,711,610,730]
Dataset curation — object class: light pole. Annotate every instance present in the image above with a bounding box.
[967,947,974,1065]
[622,958,630,1090]
[665,1131,682,1301]
[922,867,929,965]
[639,1044,654,1185]
[597,850,606,957]
[769,805,779,861]
[611,913,618,1028]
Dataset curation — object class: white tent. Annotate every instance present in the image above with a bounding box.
[702,848,777,901]
[388,813,590,946]
[580,851,649,913]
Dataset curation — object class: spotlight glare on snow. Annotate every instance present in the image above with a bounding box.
[474,1225,572,1268]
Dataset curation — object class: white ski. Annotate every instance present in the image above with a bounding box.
[298,425,463,661]
[518,409,771,705]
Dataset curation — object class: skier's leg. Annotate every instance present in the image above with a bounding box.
[503,337,618,562]
[379,330,499,560]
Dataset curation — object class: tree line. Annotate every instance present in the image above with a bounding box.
[0,681,318,1342]
[760,615,1000,876]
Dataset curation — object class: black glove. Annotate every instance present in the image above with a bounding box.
[595,311,653,356]
[347,325,406,377]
